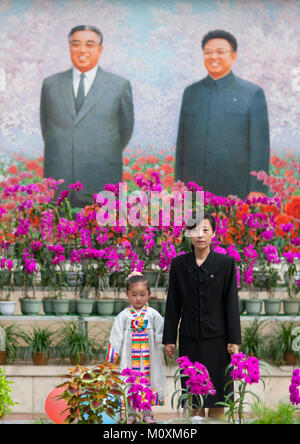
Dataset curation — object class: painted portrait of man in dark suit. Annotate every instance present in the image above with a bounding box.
[40,25,134,207]
[175,30,270,200]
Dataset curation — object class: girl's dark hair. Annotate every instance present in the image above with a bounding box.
[186,211,216,232]
[201,29,238,52]
[126,274,150,292]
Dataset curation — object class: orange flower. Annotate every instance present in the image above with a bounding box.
[160,163,174,174]
[162,174,175,188]
[164,155,175,163]
[26,160,40,171]
[138,156,148,166]
[131,162,142,171]
[284,196,300,220]
[123,171,133,181]
[145,167,156,176]
[37,156,44,163]
[7,165,18,175]
[147,155,159,165]
[275,213,299,237]
[35,166,43,178]
[123,157,130,166]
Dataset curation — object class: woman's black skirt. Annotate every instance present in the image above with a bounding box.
[179,334,233,408]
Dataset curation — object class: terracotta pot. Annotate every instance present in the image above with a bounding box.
[284,351,298,366]
[32,352,49,365]
[0,351,7,365]
[70,353,86,365]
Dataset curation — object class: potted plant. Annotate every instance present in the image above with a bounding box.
[0,260,16,315]
[56,322,96,365]
[262,267,282,315]
[240,318,271,360]
[0,367,17,419]
[0,326,6,365]
[0,324,26,364]
[18,248,42,315]
[55,362,123,424]
[282,252,300,315]
[269,322,300,365]
[24,326,54,365]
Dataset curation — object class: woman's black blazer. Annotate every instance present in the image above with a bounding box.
[162,249,242,345]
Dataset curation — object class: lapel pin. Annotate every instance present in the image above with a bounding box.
[210,274,214,278]
[233,98,237,101]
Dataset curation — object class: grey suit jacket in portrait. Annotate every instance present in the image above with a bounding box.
[175,71,270,200]
[40,66,134,207]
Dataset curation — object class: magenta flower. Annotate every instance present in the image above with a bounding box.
[227,245,241,262]
[69,182,83,192]
[289,369,300,406]
[230,353,260,385]
[262,245,281,264]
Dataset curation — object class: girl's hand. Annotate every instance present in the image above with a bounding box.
[227,344,239,355]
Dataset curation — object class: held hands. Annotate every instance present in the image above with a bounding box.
[227,344,239,355]
[164,344,176,359]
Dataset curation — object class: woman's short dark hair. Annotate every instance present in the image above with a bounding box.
[126,274,150,293]
[186,211,216,232]
[201,30,237,52]
[68,25,103,45]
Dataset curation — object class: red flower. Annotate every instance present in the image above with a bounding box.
[7,165,18,175]
[285,196,300,220]
[162,174,175,188]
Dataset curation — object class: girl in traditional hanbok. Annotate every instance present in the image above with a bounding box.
[105,271,165,423]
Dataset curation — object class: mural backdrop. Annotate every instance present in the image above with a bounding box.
[0,0,300,160]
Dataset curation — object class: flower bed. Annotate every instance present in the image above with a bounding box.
[0,150,299,308]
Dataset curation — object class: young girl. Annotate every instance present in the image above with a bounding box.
[105,271,165,423]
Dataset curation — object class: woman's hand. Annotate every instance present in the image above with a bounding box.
[227,343,239,355]
[164,344,176,359]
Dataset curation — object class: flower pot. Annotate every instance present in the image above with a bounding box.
[96,300,115,316]
[65,271,85,287]
[20,299,42,315]
[0,301,16,315]
[52,299,70,315]
[32,352,49,365]
[284,351,298,366]
[70,353,86,365]
[0,351,7,365]
[283,300,300,316]
[159,300,166,316]
[69,299,78,314]
[148,299,161,312]
[114,299,129,314]
[264,299,282,316]
[244,299,263,316]
[142,270,160,288]
[239,298,246,314]
[42,299,54,315]
[76,299,95,316]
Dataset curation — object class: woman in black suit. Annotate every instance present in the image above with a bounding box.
[163,212,241,418]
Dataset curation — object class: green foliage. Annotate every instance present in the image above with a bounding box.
[0,324,27,363]
[56,322,97,362]
[57,363,123,424]
[249,401,300,424]
[0,367,17,419]
[23,326,55,356]
[240,319,271,360]
[269,322,300,365]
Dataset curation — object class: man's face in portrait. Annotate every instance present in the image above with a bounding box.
[203,38,237,80]
[69,30,103,72]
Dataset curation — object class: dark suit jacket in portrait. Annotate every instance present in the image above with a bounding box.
[162,249,242,346]
[175,71,270,200]
[40,66,134,207]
